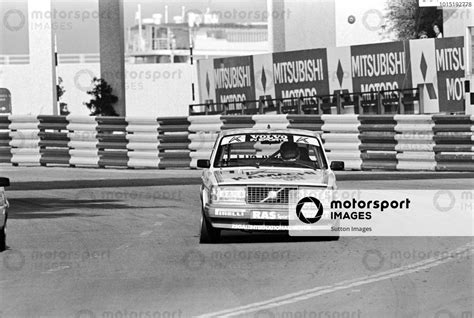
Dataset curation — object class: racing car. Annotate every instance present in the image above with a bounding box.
[197,129,344,243]
[1,177,10,251]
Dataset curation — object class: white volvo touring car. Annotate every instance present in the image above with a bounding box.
[197,129,344,243]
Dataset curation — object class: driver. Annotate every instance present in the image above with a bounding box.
[279,142,300,160]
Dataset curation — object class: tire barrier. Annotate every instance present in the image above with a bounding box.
[359,116,398,170]
[157,117,191,169]
[67,115,99,167]
[38,115,70,166]
[126,117,160,168]
[432,115,474,171]
[0,116,11,163]
[321,115,362,170]
[9,115,41,166]
[0,114,472,171]
[188,115,222,169]
[96,117,129,168]
[394,115,436,171]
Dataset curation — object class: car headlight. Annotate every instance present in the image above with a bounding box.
[211,186,246,203]
[0,192,5,206]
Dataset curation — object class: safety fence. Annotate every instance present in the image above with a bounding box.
[189,88,421,116]
[0,114,472,171]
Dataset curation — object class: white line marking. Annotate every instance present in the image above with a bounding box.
[197,242,474,318]
[140,230,153,237]
[42,265,71,274]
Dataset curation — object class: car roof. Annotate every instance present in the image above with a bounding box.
[219,128,320,138]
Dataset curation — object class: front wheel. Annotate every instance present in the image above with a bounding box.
[0,227,6,251]
[199,215,221,244]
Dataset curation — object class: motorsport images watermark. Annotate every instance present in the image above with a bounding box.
[3,9,114,32]
[74,69,184,92]
[2,248,110,272]
[361,247,472,271]
[183,248,291,271]
[288,189,473,237]
[254,309,362,318]
[433,309,472,318]
[75,308,183,318]
[186,8,291,22]
[74,189,185,202]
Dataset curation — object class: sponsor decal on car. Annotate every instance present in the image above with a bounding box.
[251,211,288,220]
[213,209,247,217]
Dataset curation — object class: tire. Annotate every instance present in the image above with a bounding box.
[199,215,221,244]
[0,227,5,251]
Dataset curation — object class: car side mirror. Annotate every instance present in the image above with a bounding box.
[197,159,211,169]
[0,177,10,187]
[330,161,344,171]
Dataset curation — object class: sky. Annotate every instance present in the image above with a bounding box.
[0,0,268,54]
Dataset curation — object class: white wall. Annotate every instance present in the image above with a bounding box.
[0,65,36,115]
[1,62,198,117]
[335,0,394,47]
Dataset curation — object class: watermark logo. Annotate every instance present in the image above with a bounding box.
[74,189,185,202]
[183,248,291,271]
[296,197,323,224]
[74,69,96,92]
[433,190,456,212]
[434,309,472,318]
[3,9,115,32]
[74,69,184,92]
[3,9,26,32]
[254,309,362,318]
[75,309,183,318]
[361,9,385,32]
[362,248,471,271]
[185,8,291,23]
[2,249,110,272]
[2,250,26,271]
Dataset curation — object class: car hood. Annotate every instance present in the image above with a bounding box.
[213,168,330,186]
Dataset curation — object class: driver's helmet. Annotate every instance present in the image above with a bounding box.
[280,142,300,160]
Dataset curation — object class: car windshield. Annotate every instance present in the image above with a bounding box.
[213,133,327,169]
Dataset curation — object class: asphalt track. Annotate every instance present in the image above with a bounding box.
[0,166,472,318]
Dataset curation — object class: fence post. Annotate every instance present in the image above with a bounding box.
[276,100,282,114]
[258,97,265,114]
[418,84,425,114]
[317,97,323,114]
[398,90,405,114]
[297,97,303,114]
[336,92,342,114]
[377,91,384,114]
[356,93,363,115]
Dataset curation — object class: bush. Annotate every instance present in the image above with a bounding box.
[84,77,119,116]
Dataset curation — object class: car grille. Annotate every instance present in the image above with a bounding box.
[247,186,298,204]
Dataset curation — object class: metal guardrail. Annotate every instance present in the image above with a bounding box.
[189,88,422,116]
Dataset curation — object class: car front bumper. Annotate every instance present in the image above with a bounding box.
[204,203,337,232]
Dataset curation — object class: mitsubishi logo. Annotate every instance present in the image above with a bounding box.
[336,60,344,87]
[420,53,437,100]
[260,66,267,93]
[205,72,210,97]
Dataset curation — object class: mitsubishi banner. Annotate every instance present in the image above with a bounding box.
[350,41,412,96]
[272,48,329,99]
[197,36,466,113]
[213,55,256,104]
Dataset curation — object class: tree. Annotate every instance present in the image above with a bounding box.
[57,77,69,115]
[84,77,119,116]
[385,0,443,40]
